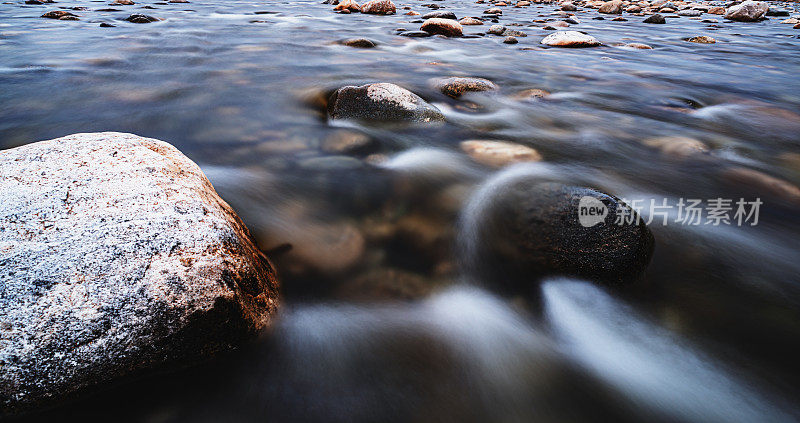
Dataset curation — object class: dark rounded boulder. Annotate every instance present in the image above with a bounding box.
[464,181,654,289]
[643,13,666,23]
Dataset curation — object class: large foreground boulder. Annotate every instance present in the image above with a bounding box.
[328,83,445,123]
[464,181,653,289]
[0,132,280,415]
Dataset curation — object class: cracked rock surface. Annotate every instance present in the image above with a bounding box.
[0,132,280,416]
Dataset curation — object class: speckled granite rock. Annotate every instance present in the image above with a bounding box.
[0,132,280,416]
[328,83,444,123]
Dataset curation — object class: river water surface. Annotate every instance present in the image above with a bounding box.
[2,0,800,421]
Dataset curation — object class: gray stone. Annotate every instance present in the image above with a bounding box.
[328,83,444,123]
[724,1,768,21]
[0,132,280,416]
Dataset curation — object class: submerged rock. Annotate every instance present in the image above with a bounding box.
[431,76,498,98]
[340,37,377,48]
[0,132,280,416]
[420,18,463,36]
[686,35,716,43]
[460,140,542,167]
[642,136,708,157]
[124,14,159,23]
[422,10,457,19]
[328,83,444,123]
[540,31,601,47]
[41,10,79,20]
[360,0,396,14]
[724,1,768,22]
[467,182,654,287]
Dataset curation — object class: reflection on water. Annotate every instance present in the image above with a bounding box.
[2,0,800,421]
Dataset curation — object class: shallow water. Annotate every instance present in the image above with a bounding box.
[2,0,800,421]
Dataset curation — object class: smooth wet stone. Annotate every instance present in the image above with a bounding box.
[360,0,396,14]
[766,9,789,17]
[626,5,642,12]
[420,18,463,36]
[41,10,78,20]
[724,1,768,22]
[598,0,623,14]
[328,83,444,123]
[470,182,654,287]
[484,7,503,14]
[512,88,550,100]
[642,135,708,156]
[422,10,456,19]
[0,132,280,416]
[686,35,715,43]
[125,14,159,23]
[340,37,377,48]
[400,30,432,37]
[111,0,134,4]
[333,0,360,11]
[721,167,800,206]
[322,130,374,154]
[624,42,653,49]
[459,16,484,25]
[643,13,666,23]
[432,77,498,98]
[504,29,527,37]
[561,2,577,11]
[541,31,601,47]
[460,140,542,167]
[504,35,518,44]
[487,24,506,35]
[677,9,702,16]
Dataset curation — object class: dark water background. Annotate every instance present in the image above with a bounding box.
[2,0,800,421]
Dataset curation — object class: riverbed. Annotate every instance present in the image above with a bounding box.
[1,0,800,421]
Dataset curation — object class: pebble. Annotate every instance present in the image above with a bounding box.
[644,13,666,23]
[423,10,457,19]
[328,82,445,122]
[504,36,519,44]
[125,14,159,23]
[540,31,601,47]
[686,35,716,43]
[420,18,463,37]
[487,24,506,35]
[333,0,360,12]
[459,17,484,25]
[432,76,499,98]
[624,42,653,49]
[598,0,623,14]
[41,10,78,20]
[341,37,377,48]
[460,140,542,167]
[511,88,550,100]
[360,0,396,14]
[642,136,708,156]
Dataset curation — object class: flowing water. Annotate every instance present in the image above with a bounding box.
[2,0,800,421]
